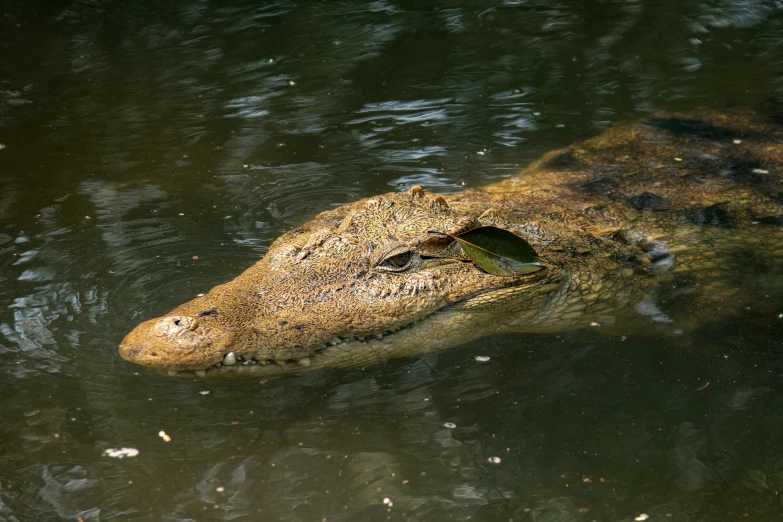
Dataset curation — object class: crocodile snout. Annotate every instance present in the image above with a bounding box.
[119,314,232,370]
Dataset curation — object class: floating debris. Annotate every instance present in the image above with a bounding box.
[487,456,502,464]
[199,390,210,395]
[443,422,457,429]
[476,151,485,156]
[635,514,649,521]
[103,447,139,459]
[216,486,225,493]
[733,139,742,144]
[158,430,172,442]
[288,80,296,86]
[674,157,682,162]
[751,168,769,174]
[474,355,491,362]
[590,321,600,326]
[382,497,393,506]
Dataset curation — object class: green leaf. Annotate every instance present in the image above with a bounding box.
[450,226,542,276]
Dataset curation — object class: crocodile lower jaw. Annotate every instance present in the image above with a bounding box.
[161,324,416,378]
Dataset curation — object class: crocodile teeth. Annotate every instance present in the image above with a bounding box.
[223,352,237,366]
[297,357,311,367]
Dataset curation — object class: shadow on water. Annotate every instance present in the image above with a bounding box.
[1,0,782,520]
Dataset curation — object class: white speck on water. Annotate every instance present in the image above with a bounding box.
[0,143,6,150]
[197,293,205,297]
[488,456,501,464]
[635,515,649,521]
[199,390,210,395]
[474,355,491,362]
[443,422,457,429]
[751,168,769,174]
[590,321,600,326]
[476,151,485,156]
[533,112,541,116]
[556,124,565,128]
[382,497,393,506]
[216,486,225,493]
[103,447,139,459]
[733,139,742,144]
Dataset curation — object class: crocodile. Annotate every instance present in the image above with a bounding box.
[119,110,783,377]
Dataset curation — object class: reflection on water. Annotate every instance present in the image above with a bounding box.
[1,0,782,520]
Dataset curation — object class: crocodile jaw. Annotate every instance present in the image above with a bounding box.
[139,275,560,379]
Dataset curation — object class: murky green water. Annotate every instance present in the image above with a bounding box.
[2,1,782,520]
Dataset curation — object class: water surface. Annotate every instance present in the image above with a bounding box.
[1,1,783,520]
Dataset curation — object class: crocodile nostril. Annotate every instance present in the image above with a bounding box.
[153,315,198,336]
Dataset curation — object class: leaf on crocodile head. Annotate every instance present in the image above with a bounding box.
[430,226,542,276]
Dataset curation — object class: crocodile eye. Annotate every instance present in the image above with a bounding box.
[380,251,412,271]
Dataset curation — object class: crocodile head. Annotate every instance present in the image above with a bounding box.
[119,186,579,376]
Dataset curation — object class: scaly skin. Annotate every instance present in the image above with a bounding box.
[119,110,783,377]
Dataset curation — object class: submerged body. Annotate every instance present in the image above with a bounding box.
[120,110,783,376]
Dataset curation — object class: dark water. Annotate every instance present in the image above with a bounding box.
[1,1,783,520]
